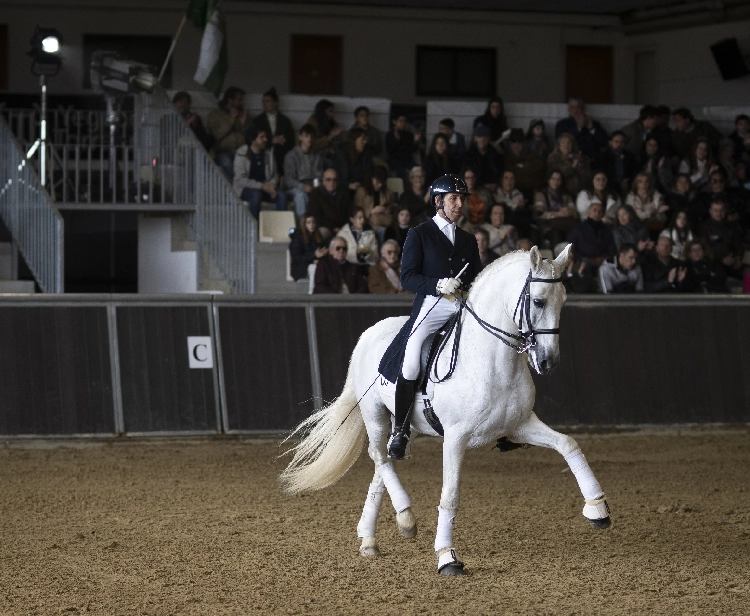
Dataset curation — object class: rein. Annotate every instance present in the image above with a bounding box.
[431,259,563,384]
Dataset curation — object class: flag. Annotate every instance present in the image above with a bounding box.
[187,0,228,97]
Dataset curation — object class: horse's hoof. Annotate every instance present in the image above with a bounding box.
[439,564,466,576]
[583,497,611,529]
[587,516,611,529]
[359,537,380,557]
[396,508,417,539]
[437,548,465,575]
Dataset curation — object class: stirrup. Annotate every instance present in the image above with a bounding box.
[387,430,410,460]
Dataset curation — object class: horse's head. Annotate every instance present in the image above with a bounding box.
[524,244,571,375]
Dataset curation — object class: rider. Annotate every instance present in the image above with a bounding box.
[379,174,482,459]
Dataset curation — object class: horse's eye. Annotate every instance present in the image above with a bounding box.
[533,299,545,309]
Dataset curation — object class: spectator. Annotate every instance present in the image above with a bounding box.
[482,203,518,257]
[423,133,455,187]
[350,106,383,158]
[289,213,327,281]
[562,258,599,294]
[612,204,652,253]
[636,136,672,193]
[462,124,503,192]
[313,237,369,294]
[620,105,659,156]
[641,235,682,293]
[284,124,324,219]
[625,172,668,229]
[671,107,722,161]
[386,113,420,180]
[517,238,533,251]
[678,137,715,192]
[354,166,394,230]
[494,169,532,240]
[172,91,214,151]
[567,200,615,268]
[233,126,287,219]
[333,127,373,192]
[699,198,744,277]
[207,86,251,179]
[336,206,379,267]
[677,239,727,293]
[524,119,550,161]
[437,117,467,161]
[475,228,498,271]
[717,139,739,186]
[472,96,509,151]
[599,243,644,293]
[384,205,414,250]
[254,87,295,177]
[729,114,750,164]
[459,166,493,231]
[399,166,432,223]
[660,210,694,260]
[555,97,608,160]
[547,132,591,196]
[503,128,545,196]
[593,130,638,195]
[664,174,692,222]
[689,168,742,227]
[577,171,621,220]
[654,105,675,157]
[534,169,578,248]
[307,99,344,156]
[368,240,407,294]
[308,168,351,237]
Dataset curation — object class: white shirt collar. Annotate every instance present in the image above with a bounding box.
[432,213,454,231]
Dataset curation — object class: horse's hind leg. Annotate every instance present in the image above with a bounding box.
[510,412,611,529]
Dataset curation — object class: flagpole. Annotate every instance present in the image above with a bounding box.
[158,15,187,83]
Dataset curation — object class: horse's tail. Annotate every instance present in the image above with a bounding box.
[279,372,366,495]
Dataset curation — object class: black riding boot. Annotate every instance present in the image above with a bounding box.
[388,374,418,460]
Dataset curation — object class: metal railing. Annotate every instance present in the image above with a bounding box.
[0,118,64,292]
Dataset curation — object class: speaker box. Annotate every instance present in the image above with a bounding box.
[710,38,750,80]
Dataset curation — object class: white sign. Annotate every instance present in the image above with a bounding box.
[187,336,214,369]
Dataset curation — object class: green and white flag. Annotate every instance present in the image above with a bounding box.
[187,0,228,97]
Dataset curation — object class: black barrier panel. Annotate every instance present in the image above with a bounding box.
[116,306,217,432]
[0,307,114,435]
[218,306,313,431]
[316,305,412,403]
[533,304,750,425]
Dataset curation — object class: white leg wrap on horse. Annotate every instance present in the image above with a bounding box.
[564,449,604,501]
[357,482,385,538]
[379,463,411,513]
[583,496,611,520]
[434,506,457,552]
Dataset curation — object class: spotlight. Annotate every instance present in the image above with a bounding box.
[90,50,158,94]
[29,26,63,76]
[41,36,59,54]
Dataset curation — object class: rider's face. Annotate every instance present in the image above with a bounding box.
[439,193,465,222]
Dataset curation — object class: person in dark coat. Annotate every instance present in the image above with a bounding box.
[462,124,503,192]
[593,131,638,195]
[289,213,327,281]
[566,200,615,269]
[555,97,609,160]
[308,168,352,236]
[313,237,369,294]
[253,87,296,177]
[379,174,481,459]
[640,235,683,293]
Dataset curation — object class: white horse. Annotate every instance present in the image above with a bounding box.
[280,245,611,575]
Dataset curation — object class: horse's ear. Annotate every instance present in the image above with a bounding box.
[554,243,573,272]
[529,245,542,273]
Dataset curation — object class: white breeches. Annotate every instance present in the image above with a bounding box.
[401,296,458,381]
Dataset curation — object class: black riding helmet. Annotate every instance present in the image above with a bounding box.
[429,174,469,208]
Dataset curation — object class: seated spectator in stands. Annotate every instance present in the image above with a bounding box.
[547,132,591,196]
[625,172,668,229]
[399,166,432,223]
[577,171,621,220]
[717,139,739,187]
[483,203,518,257]
[654,105,675,156]
[350,106,383,158]
[678,137,715,193]
[473,97,509,151]
[308,168,351,237]
[620,105,658,156]
[729,114,750,164]
[534,169,577,248]
[233,127,287,219]
[612,204,652,253]
[504,128,545,196]
[555,97,608,160]
[699,198,744,278]
[384,205,413,250]
[423,133,455,187]
[495,170,531,239]
[664,174,692,222]
[207,86,252,179]
[524,119,550,161]
[677,239,727,293]
[313,237,368,294]
[386,113,420,180]
[567,200,615,268]
[475,228,498,272]
[284,124,324,219]
[562,258,599,294]
[593,131,637,195]
[459,166,493,231]
[641,235,682,293]
[636,136,672,193]
[368,240,407,294]
[354,166,394,230]
[307,99,344,157]
[336,206,379,268]
[660,210,694,260]
[517,238,533,251]
[689,167,742,227]
[437,117,467,162]
[289,213,327,281]
[254,87,295,178]
[599,243,644,293]
[463,124,503,192]
[172,91,214,151]
[333,127,373,192]
[671,107,722,161]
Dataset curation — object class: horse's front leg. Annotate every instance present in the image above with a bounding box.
[510,412,611,528]
[435,431,469,575]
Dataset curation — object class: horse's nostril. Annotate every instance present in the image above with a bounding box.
[540,359,549,372]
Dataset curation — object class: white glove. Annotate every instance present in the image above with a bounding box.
[436,277,460,295]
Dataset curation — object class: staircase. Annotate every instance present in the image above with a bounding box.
[255,242,310,295]
[0,242,35,293]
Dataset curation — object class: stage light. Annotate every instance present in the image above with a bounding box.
[41,36,59,54]
[29,26,63,76]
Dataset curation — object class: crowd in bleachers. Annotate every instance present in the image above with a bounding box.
[173,87,750,295]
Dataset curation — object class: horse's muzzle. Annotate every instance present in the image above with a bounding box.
[536,353,560,375]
